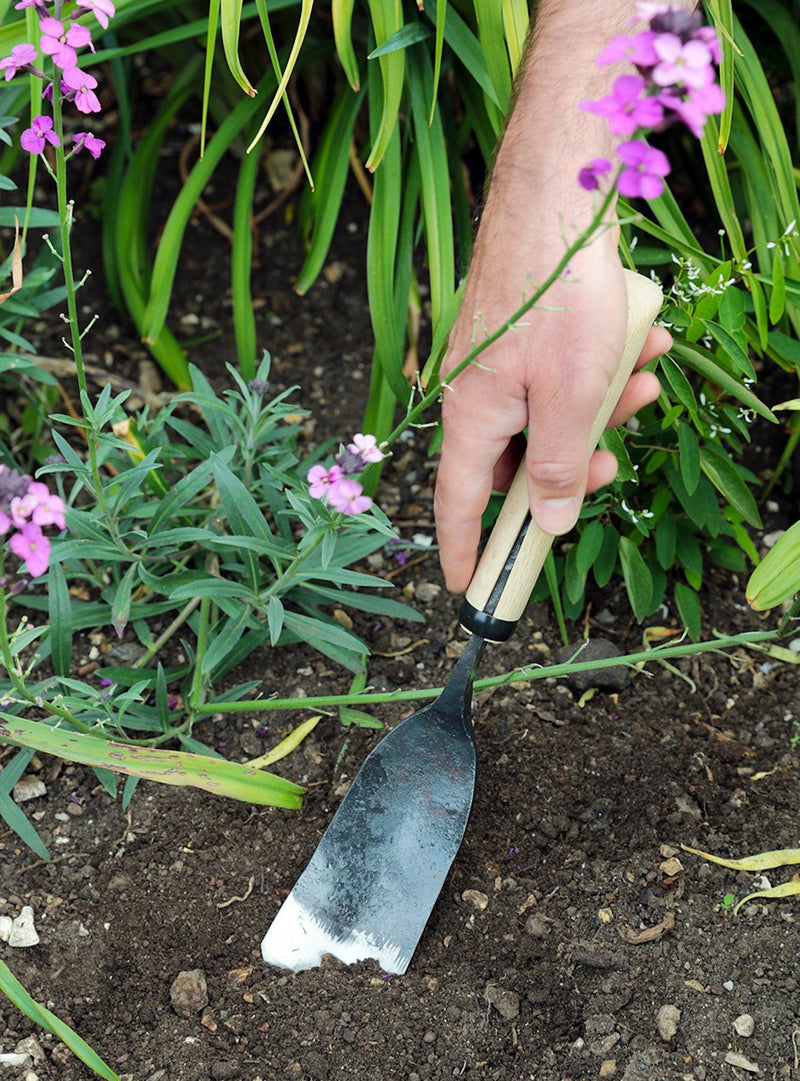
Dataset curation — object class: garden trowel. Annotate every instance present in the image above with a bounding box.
[261,270,663,975]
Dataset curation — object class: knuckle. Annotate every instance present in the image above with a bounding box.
[527,460,584,492]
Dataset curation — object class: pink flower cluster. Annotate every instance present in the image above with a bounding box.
[0,465,65,578]
[307,433,384,516]
[578,4,724,199]
[0,0,113,160]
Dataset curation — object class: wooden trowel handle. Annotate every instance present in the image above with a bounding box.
[460,269,663,643]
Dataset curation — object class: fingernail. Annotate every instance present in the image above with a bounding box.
[534,497,580,535]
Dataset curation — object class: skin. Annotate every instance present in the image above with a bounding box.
[435,0,683,593]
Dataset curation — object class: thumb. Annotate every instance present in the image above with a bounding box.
[527,456,586,535]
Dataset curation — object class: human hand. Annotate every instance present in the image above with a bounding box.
[434,233,670,593]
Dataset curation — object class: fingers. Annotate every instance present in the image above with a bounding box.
[434,310,672,591]
[434,424,508,593]
[526,327,668,535]
[525,363,613,535]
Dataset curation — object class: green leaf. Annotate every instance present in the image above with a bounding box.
[0,207,61,228]
[408,46,455,331]
[564,545,586,607]
[0,748,49,860]
[332,0,360,90]
[655,514,677,571]
[339,706,382,728]
[266,595,284,646]
[282,610,367,657]
[671,341,775,422]
[0,960,120,1081]
[593,526,619,589]
[677,423,700,495]
[364,0,404,171]
[674,582,702,641]
[600,428,636,483]
[700,319,756,380]
[111,564,137,639]
[747,519,800,610]
[368,22,430,57]
[769,250,786,324]
[294,85,366,295]
[660,355,698,413]
[423,0,501,110]
[699,446,762,528]
[0,715,304,809]
[47,560,72,680]
[618,536,653,622]
[575,519,604,577]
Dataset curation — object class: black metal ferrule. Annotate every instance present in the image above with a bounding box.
[458,600,518,643]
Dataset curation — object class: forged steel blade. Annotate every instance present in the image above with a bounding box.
[261,634,483,974]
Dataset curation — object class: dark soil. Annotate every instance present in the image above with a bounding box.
[2,123,800,1081]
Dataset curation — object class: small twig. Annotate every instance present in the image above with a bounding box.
[216,875,255,909]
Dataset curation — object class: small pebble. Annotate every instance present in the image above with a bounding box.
[12,777,47,803]
[170,969,209,1017]
[461,889,488,910]
[724,1051,760,1073]
[733,1013,755,1037]
[8,907,39,948]
[414,582,441,604]
[656,1004,681,1041]
[14,1037,45,1064]
[659,857,684,876]
[599,1063,616,1079]
[484,983,520,1020]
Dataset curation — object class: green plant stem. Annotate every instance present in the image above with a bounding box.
[257,524,330,605]
[380,184,620,452]
[188,594,212,709]
[193,628,780,716]
[0,591,93,734]
[133,594,202,670]
[50,86,111,521]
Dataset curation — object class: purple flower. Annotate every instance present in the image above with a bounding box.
[327,478,373,516]
[72,131,105,159]
[75,0,116,30]
[616,139,671,199]
[8,522,50,577]
[12,481,66,530]
[634,3,671,19]
[581,74,664,136]
[578,157,613,191]
[40,17,91,70]
[658,81,725,137]
[19,114,61,154]
[347,432,384,464]
[61,66,101,113]
[597,31,658,69]
[0,44,38,81]
[307,463,343,500]
[651,32,714,90]
[693,25,721,66]
[649,7,704,38]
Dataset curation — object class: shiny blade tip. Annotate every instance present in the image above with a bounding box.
[261,892,411,975]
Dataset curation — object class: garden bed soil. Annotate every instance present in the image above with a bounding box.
[2,151,800,1081]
